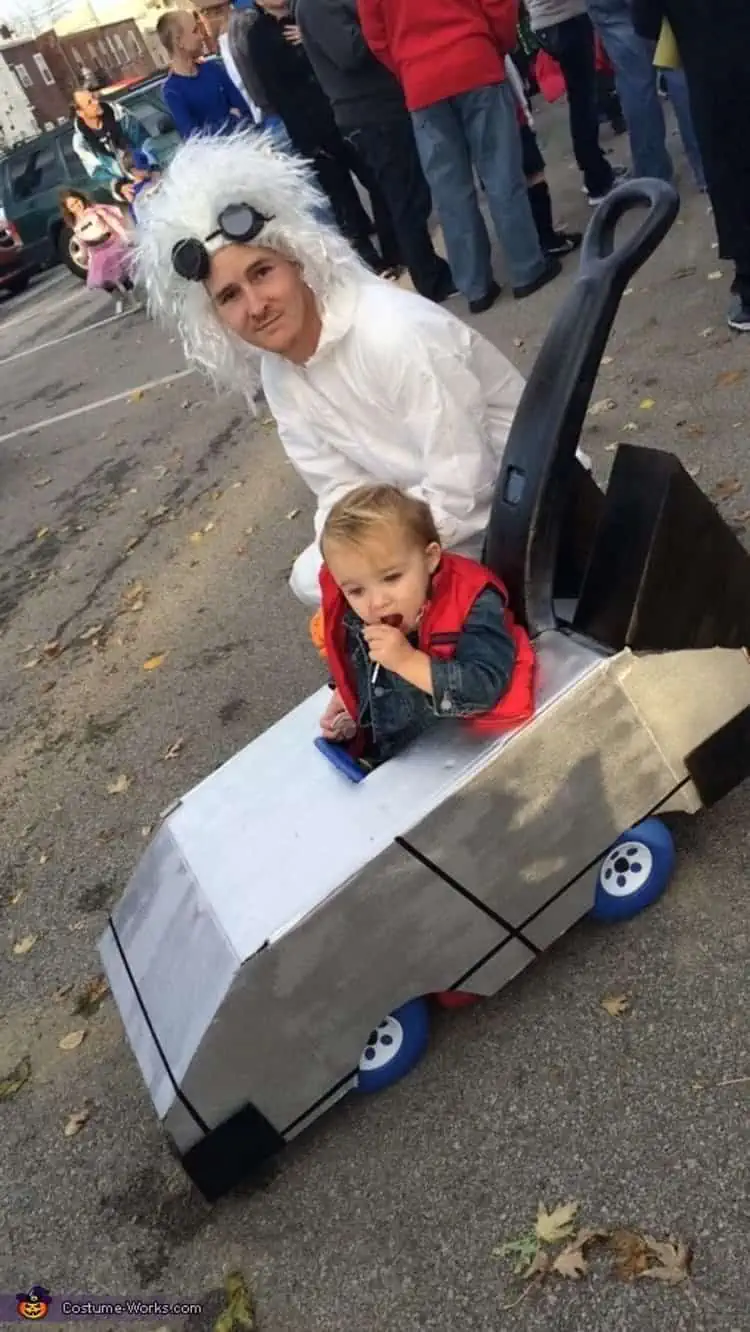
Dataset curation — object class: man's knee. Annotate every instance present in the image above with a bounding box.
[289,544,323,607]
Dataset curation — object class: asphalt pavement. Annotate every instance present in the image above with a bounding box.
[0,106,748,1332]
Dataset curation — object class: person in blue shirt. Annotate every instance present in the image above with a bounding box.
[157,10,254,138]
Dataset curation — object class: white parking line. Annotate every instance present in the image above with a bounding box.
[0,282,88,335]
[0,307,138,367]
[0,369,195,445]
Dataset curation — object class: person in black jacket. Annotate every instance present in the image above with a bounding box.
[296,0,456,302]
[632,0,750,332]
[247,0,397,275]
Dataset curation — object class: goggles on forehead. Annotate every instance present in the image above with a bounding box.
[171,202,272,281]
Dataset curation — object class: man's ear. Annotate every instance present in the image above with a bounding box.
[425,541,442,574]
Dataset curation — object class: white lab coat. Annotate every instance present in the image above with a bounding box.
[260,277,526,605]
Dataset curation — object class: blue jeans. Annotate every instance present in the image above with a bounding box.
[660,68,706,190]
[585,0,673,180]
[410,81,546,300]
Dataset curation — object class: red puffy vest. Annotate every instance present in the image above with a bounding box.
[319,552,536,736]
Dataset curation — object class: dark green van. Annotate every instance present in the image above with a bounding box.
[0,76,178,281]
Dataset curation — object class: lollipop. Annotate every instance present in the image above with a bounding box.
[372,614,404,683]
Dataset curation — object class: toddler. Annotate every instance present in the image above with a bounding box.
[318,486,535,764]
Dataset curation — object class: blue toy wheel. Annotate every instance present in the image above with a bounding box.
[355,998,430,1094]
[591,818,676,922]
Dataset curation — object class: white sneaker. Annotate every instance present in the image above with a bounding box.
[114,297,125,315]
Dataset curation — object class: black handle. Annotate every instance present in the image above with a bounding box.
[484,178,679,636]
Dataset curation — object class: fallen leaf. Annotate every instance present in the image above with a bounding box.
[214,1271,256,1332]
[637,1236,692,1285]
[232,480,243,489]
[36,526,50,540]
[623,286,633,295]
[143,653,167,671]
[244,526,254,536]
[181,399,192,410]
[163,738,184,760]
[189,530,203,544]
[79,624,104,642]
[13,934,37,956]
[699,327,714,338]
[151,504,170,520]
[513,337,524,348]
[713,477,742,501]
[493,1232,539,1276]
[52,982,74,1002]
[74,974,110,1016]
[33,474,52,487]
[0,1054,31,1100]
[106,774,131,795]
[601,355,614,365]
[141,824,154,839]
[715,369,747,388]
[203,521,215,533]
[639,398,655,410]
[21,657,40,670]
[707,271,723,281]
[601,993,630,1017]
[212,489,222,501]
[551,1245,588,1280]
[63,1106,91,1137]
[588,399,617,416]
[622,422,638,432]
[536,1201,579,1245]
[286,507,301,520]
[611,1229,652,1279]
[129,388,144,403]
[59,1029,87,1051]
[9,890,23,905]
[39,852,49,866]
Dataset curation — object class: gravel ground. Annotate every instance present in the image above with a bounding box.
[0,105,748,1332]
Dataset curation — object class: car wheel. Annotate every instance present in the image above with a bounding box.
[590,818,676,922]
[59,225,88,279]
[355,998,429,1093]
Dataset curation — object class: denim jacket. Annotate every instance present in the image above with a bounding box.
[343,587,516,762]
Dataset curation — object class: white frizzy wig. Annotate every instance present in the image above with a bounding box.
[135,130,367,402]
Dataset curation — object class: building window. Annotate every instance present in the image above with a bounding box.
[114,34,129,64]
[107,36,118,61]
[33,53,55,86]
[71,46,85,68]
[127,31,141,57]
[14,63,32,88]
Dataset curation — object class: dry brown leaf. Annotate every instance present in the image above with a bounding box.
[13,934,38,956]
[286,507,301,520]
[33,474,52,487]
[601,993,630,1017]
[36,526,50,540]
[622,422,638,432]
[601,355,614,365]
[106,774,131,795]
[21,656,41,670]
[39,851,49,866]
[125,535,140,552]
[163,738,184,760]
[638,1236,692,1284]
[611,1229,652,1279]
[73,974,110,1017]
[699,327,714,338]
[0,1054,31,1100]
[715,369,747,388]
[143,653,167,671]
[639,398,655,410]
[588,399,617,416]
[59,1029,87,1051]
[52,982,74,1002]
[130,388,144,402]
[42,640,62,658]
[535,1201,579,1244]
[141,823,154,839]
[551,1245,588,1280]
[203,521,216,533]
[713,477,743,501]
[64,1106,91,1137]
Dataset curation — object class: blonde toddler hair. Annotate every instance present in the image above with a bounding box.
[321,485,440,559]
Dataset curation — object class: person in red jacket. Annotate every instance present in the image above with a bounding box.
[318,484,535,763]
[358,0,561,314]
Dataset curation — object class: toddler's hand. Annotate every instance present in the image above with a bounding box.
[364,623,413,675]
[320,688,356,741]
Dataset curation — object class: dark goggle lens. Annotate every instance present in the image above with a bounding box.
[218,202,267,243]
[171,237,209,282]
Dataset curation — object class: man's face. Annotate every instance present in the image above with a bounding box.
[73,89,101,124]
[205,242,320,360]
[176,12,205,58]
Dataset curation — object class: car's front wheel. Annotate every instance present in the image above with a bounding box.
[591,818,676,921]
[355,998,430,1093]
[58,224,88,279]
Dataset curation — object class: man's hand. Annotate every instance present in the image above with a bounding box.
[364,623,414,676]
[283,23,303,44]
[320,688,357,741]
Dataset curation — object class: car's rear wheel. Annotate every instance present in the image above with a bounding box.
[590,818,676,921]
[58,224,88,279]
[355,998,430,1093]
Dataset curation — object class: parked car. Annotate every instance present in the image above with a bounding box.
[0,213,40,297]
[0,75,177,282]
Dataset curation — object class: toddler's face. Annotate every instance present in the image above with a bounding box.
[326,525,441,631]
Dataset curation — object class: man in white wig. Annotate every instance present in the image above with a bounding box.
[136,131,540,606]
